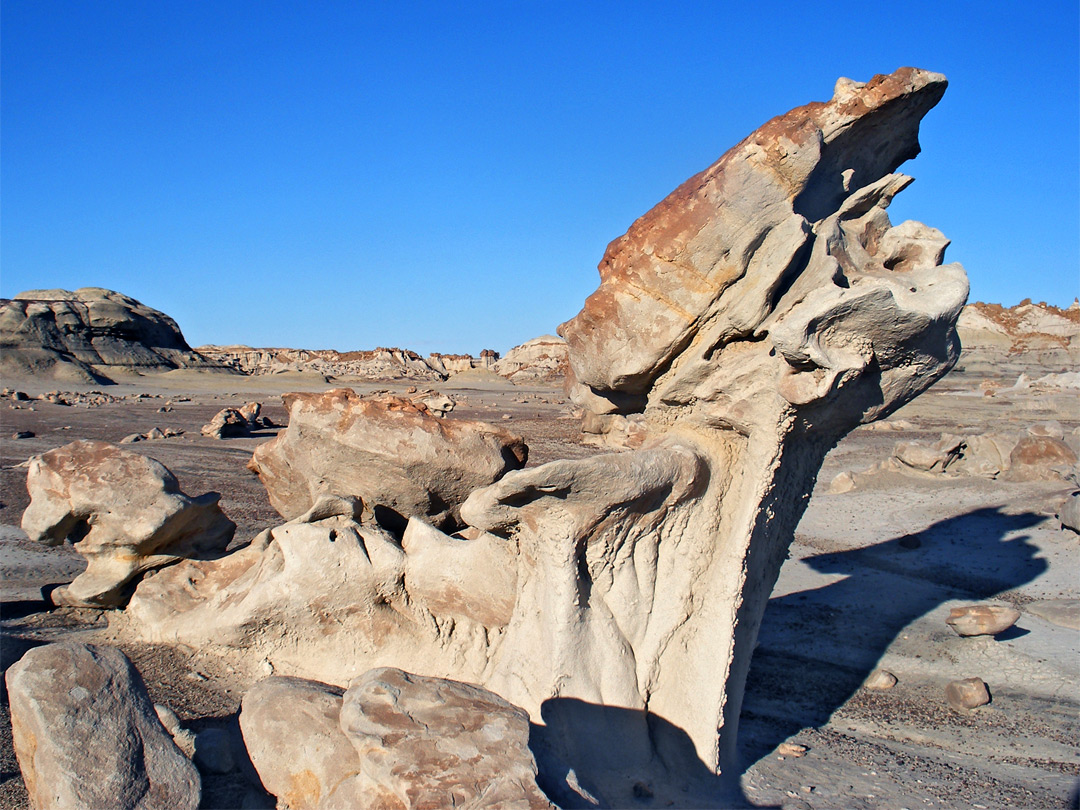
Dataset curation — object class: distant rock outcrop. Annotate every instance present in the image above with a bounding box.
[0,288,218,383]
[199,340,568,384]
[197,345,453,381]
[958,300,1080,351]
[493,335,568,383]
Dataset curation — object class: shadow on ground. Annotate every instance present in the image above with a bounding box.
[738,506,1046,771]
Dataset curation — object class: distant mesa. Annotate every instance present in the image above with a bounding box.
[0,286,569,385]
[0,287,222,384]
[196,337,569,383]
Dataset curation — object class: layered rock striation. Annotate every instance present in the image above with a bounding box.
[0,288,219,383]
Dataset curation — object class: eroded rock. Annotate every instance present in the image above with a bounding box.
[240,669,552,810]
[945,677,991,711]
[338,668,553,810]
[21,440,235,607]
[945,605,1020,637]
[241,677,356,810]
[248,389,527,531]
[5,642,200,810]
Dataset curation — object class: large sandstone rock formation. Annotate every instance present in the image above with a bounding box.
[0,288,219,383]
[5,643,201,810]
[22,440,235,607]
[247,389,527,531]
[120,68,966,806]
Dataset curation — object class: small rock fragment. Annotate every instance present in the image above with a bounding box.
[864,669,898,690]
[155,703,183,735]
[945,677,990,711]
[828,471,856,494]
[946,605,1020,637]
[11,431,33,439]
[777,742,808,757]
[1057,492,1080,534]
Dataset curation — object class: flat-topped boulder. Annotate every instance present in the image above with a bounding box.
[248,389,527,532]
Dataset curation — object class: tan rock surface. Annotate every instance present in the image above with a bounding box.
[21,440,234,607]
[945,677,991,711]
[240,677,357,810]
[248,389,527,531]
[337,668,553,810]
[5,642,200,810]
[945,605,1021,637]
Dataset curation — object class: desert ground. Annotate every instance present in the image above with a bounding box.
[1,351,1077,809]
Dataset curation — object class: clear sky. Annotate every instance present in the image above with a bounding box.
[3,1,1078,354]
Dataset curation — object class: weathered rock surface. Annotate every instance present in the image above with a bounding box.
[5,642,200,810]
[338,668,553,810]
[958,300,1080,352]
[198,344,498,381]
[945,677,991,711]
[493,335,569,383]
[945,605,1021,637]
[863,669,898,690]
[1025,599,1080,630]
[22,440,234,607]
[1007,436,1077,482]
[248,389,527,530]
[240,677,356,810]
[240,669,551,810]
[0,287,219,383]
[120,68,966,805]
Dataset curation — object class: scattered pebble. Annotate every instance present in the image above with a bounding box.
[945,677,991,711]
[863,669,898,690]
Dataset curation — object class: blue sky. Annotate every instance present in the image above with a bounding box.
[3,2,1078,354]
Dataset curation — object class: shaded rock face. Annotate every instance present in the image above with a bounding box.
[22,440,235,607]
[121,68,966,805]
[5,643,200,810]
[240,669,552,810]
[0,288,214,383]
[248,389,527,532]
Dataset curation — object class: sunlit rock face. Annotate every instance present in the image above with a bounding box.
[120,68,967,808]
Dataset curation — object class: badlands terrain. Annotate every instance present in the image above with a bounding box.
[0,297,1076,809]
[1,69,1078,810]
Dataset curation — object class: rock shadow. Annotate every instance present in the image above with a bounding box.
[531,697,774,809]
[738,506,1046,770]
